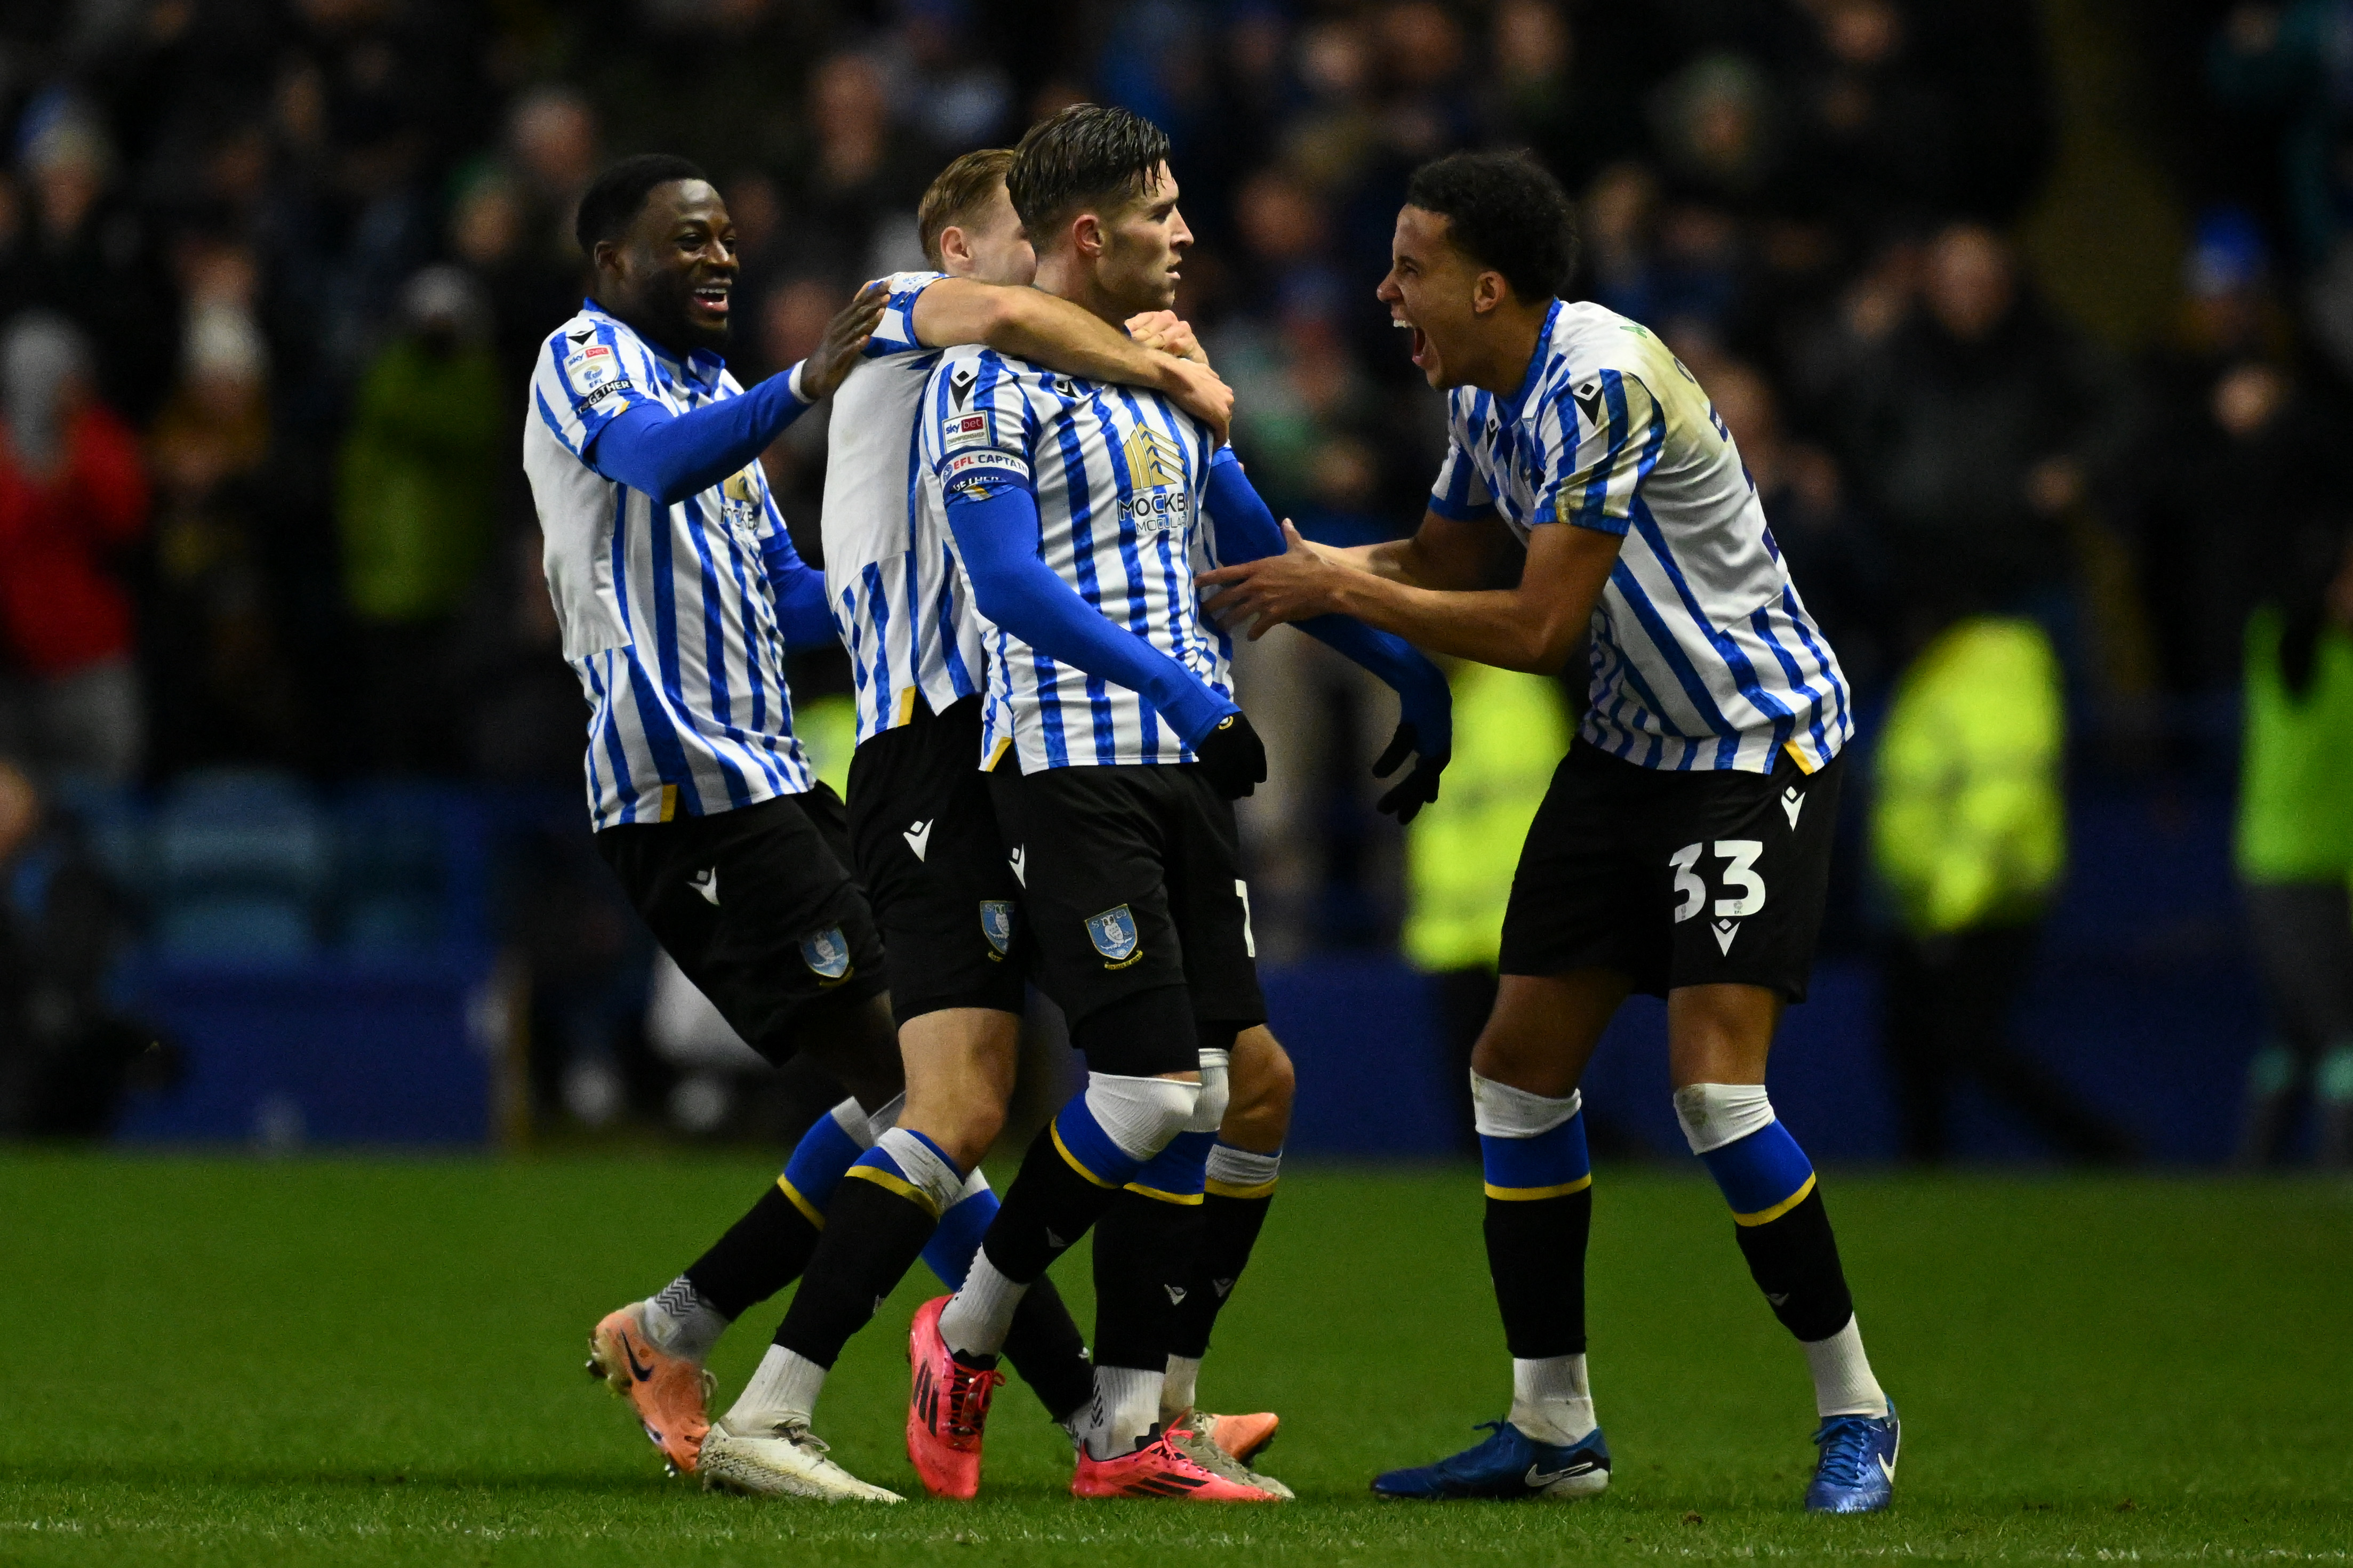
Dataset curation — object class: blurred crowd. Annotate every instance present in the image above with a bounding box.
[0,1,2348,1157]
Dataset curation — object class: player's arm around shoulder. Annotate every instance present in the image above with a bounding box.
[911,279,1231,444]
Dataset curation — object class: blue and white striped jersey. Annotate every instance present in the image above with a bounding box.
[919,345,1234,773]
[1430,300,1851,774]
[523,302,814,831]
[820,271,985,745]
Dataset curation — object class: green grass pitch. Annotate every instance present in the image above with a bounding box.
[3,1153,2348,1565]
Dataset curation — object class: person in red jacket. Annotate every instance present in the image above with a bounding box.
[0,313,148,784]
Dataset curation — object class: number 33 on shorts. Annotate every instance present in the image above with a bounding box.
[1669,840,1766,954]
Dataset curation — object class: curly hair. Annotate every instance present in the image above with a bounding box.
[1404,150,1579,303]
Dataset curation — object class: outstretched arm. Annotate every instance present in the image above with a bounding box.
[1202,450,1454,818]
[589,284,886,505]
[911,279,1232,444]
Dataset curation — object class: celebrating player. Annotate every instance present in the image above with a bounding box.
[905,104,1450,1502]
[1198,150,1899,1514]
[524,155,921,1498]
[697,147,1246,1501]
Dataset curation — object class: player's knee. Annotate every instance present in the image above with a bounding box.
[1471,1071,1589,1198]
[1050,1071,1202,1187]
[1674,1083,1814,1223]
[1222,1026,1295,1146]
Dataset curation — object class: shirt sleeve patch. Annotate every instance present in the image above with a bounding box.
[943,449,1029,485]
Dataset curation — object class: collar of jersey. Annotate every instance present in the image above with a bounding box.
[1505,297,1566,420]
[578,299,726,389]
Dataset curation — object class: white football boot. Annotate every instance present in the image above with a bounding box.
[698,1414,904,1502]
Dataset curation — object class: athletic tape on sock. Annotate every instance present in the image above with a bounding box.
[777,1097,875,1227]
[1189,1049,1231,1133]
[847,1126,966,1218]
[1474,1074,1590,1201]
[1052,1074,1200,1186]
[1672,1082,1773,1154]
[1679,1084,1815,1224]
[1204,1140,1280,1200]
[862,1091,907,1143]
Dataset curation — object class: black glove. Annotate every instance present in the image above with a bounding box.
[1192,709,1269,799]
[1372,720,1447,824]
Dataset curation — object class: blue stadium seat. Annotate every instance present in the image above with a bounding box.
[333,782,491,955]
[151,770,327,961]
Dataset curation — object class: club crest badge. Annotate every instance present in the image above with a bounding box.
[800,926,852,982]
[980,900,1015,957]
[1085,904,1140,965]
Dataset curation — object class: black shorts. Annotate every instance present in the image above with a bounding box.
[987,762,1266,1035]
[846,696,1028,1020]
[595,785,886,1064]
[1499,741,1844,1002]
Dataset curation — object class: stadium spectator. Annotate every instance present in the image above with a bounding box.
[1829,222,2136,653]
[1871,615,2131,1162]
[2232,520,2353,1168]
[335,266,503,773]
[0,313,148,785]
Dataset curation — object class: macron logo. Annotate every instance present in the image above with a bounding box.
[1712,919,1739,955]
[903,819,934,862]
[1008,846,1026,886]
[1781,786,1805,829]
[689,868,721,906]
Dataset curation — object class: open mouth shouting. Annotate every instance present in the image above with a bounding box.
[1394,312,1430,373]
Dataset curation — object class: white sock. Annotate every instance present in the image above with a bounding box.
[1508,1354,1596,1445]
[1802,1316,1889,1418]
[1083,1364,1165,1460]
[642,1276,728,1363]
[938,1248,1028,1360]
[1161,1354,1202,1424]
[724,1345,827,1429]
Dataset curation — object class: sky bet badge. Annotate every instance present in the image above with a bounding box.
[1086,904,1141,968]
[980,900,1015,959]
[800,926,852,983]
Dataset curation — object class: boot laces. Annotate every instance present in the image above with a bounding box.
[942,1358,1004,1438]
[1813,1415,1880,1488]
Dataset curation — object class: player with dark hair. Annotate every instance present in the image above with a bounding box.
[1200,148,1900,1514]
[900,104,1450,1502]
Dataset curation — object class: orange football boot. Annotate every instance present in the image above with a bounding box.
[587,1302,715,1476]
[1198,1410,1280,1465]
[906,1295,1005,1499]
[1071,1430,1282,1501]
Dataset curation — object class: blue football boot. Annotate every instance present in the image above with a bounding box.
[1805,1403,1899,1514]
[1372,1420,1611,1501]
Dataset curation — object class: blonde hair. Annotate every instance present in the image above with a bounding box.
[918,148,1017,270]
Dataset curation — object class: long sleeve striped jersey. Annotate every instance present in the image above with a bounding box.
[820,271,987,746]
[1430,299,1851,774]
[919,343,1234,773]
[523,302,814,830]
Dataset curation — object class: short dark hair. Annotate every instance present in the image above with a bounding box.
[1007,103,1171,243]
[1404,150,1579,303]
[574,153,709,255]
[918,148,1017,270]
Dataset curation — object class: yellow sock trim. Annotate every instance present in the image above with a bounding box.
[1049,1122,1118,1188]
[1732,1171,1816,1227]
[845,1163,943,1219]
[1121,1181,1205,1205]
[1204,1177,1278,1201]
[776,1176,825,1231]
[1482,1173,1594,1202]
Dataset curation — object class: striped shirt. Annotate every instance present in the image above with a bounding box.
[821,271,985,745]
[1430,299,1851,774]
[920,345,1232,773]
[523,302,814,830]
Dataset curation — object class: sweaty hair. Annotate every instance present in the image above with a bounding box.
[917,148,1017,270]
[574,153,709,255]
[1405,150,1579,303]
[1007,103,1171,244]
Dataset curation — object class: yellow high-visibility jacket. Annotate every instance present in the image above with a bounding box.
[1404,664,1571,972]
[1872,617,2067,936]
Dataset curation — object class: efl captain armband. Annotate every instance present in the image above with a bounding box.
[942,448,1030,497]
